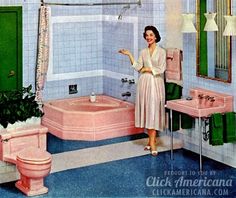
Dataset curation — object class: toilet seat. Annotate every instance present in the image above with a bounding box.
[17,147,51,164]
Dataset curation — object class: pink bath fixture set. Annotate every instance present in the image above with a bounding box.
[166,87,233,117]
[0,125,52,196]
[42,95,143,140]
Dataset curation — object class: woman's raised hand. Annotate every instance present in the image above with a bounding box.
[118,49,130,56]
[118,49,134,65]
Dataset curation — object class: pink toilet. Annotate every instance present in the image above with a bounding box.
[0,125,52,196]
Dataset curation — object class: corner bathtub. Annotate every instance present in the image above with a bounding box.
[42,95,143,140]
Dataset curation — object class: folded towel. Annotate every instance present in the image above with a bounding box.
[166,48,182,82]
[209,113,224,146]
[223,112,236,143]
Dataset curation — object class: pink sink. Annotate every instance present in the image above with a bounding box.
[166,88,233,117]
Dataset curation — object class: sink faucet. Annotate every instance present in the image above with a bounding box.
[198,94,215,102]
[204,95,210,99]
[198,94,204,99]
[208,96,215,102]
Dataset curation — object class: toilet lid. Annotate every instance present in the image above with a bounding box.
[17,147,51,162]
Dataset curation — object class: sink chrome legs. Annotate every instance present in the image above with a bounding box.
[198,117,203,172]
[169,110,203,172]
[170,109,174,160]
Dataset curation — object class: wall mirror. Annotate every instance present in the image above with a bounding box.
[196,0,232,83]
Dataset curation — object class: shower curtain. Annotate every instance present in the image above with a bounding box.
[35,6,50,106]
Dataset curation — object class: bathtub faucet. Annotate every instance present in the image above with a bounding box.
[121,91,131,97]
[121,78,128,83]
[128,79,135,84]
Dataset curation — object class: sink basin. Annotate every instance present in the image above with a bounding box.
[166,88,233,117]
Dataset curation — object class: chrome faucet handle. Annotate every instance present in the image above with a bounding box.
[198,94,204,99]
[128,79,135,84]
[208,96,215,102]
[204,95,210,99]
[126,91,131,97]
[121,92,126,97]
[121,91,131,97]
[121,78,128,83]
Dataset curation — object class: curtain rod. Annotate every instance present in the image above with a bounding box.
[41,0,141,6]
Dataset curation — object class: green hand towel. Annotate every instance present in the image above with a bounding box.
[223,112,236,143]
[213,113,223,127]
[166,83,175,94]
[168,111,193,132]
[172,85,182,100]
[165,83,183,131]
[165,83,182,100]
[209,113,224,146]
[181,113,193,129]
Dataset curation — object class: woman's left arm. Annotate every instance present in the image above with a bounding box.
[140,67,151,73]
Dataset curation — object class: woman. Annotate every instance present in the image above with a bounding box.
[119,26,166,156]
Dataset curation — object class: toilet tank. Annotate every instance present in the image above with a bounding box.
[0,125,48,164]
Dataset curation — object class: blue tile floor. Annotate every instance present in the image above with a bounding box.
[47,133,148,154]
[0,134,235,198]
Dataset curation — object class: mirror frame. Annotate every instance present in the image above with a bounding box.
[196,0,232,83]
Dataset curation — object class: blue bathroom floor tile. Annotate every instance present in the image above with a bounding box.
[0,149,235,198]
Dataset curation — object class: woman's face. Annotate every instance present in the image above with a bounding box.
[145,30,156,45]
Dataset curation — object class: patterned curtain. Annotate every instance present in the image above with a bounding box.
[35,6,50,106]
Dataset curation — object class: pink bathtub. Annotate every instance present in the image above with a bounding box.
[42,95,143,141]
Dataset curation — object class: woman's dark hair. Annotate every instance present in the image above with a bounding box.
[143,26,161,43]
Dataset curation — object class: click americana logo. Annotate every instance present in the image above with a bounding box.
[145,170,234,197]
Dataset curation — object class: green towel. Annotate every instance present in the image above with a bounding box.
[167,112,193,131]
[213,114,223,127]
[223,112,236,143]
[168,110,180,131]
[209,113,224,146]
[165,83,182,100]
[181,113,193,129]
[166,83,175,94]
[165,83,183,131]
